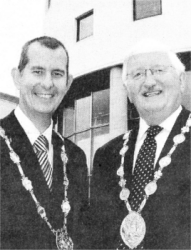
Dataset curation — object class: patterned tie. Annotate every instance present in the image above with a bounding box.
[130,125,163,212]
[117,126,163,250]
[33,135,53,190]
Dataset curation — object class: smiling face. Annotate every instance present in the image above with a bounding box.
[13,42,72,121]
[124,52,185,125]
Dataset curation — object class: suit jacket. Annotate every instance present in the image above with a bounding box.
[90,107,190,249]
[0,111,89,249]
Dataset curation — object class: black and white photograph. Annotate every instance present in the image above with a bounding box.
[0,0,191,249]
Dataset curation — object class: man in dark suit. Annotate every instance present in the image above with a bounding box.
[0,36,88,249]
[90,40,190,249]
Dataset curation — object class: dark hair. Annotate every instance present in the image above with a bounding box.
[18,36,69,75]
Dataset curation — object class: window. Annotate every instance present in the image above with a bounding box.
[77,10,93,41]
[177,51,191,71]
[177,51,191,111]
[62,89,109,173]
[133,0,162,21]
[59,69,110,174]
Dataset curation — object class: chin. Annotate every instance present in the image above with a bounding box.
[140,102,164,112]
[34,103,55,112]
[140,107,166,118]
[148,106,164,112]
[34,108,55,115]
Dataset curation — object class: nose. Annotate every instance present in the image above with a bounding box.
[41,73,54,89]
[143,69,157,87]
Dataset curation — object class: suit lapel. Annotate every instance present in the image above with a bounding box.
[49,131,65,228]
[1,111,68,230]
[114,126,139,219]
[51,130,64,194]
[2,111,51,205]
[124,123,139,188]
[123,109,190,187]
[123,108,190,176]
[155,108,190,171]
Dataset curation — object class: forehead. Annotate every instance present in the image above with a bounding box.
[27,42,67,69]
[126,52,171,70]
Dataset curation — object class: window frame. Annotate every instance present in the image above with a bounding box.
[64,90,110,139]
[62,89,110,173]
[76,10,94,42]
[177,51,191,71]
[133,0,162,21]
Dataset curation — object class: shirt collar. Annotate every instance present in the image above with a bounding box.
[138,105,182,140]
[137,118,149,141]
[160,105,182,132]
[14,106,53,146]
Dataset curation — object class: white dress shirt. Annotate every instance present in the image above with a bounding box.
[14,106,53,167]
[133,106,182,172]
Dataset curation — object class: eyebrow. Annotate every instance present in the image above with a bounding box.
[31,66,45,70]
[52,69,66,74]
[132,64,166,71]
[30,66,65,74]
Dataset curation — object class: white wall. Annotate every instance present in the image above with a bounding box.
[44,0,191,77]
[0,0,47,97]
[1,0,190,99]
[110,67,127,137]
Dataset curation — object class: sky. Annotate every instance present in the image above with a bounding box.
[0,0,47,97]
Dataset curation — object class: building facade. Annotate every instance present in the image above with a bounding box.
[44,0,191,174]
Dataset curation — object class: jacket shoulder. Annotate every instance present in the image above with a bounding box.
[65,137,86,160]
[95,133,125,157]
[0,111,15,128]
[53,130,87,164]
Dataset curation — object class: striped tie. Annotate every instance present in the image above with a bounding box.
[33,135,53,190]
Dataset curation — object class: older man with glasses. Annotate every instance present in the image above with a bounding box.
[90,39,191,249]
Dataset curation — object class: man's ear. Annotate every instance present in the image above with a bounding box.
[179,72,186,94]
[11,68,22,90]
[67,74,73,91]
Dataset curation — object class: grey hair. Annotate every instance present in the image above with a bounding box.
[122,39,185,82]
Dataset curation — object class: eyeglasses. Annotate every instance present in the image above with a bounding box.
[126,66,174,81]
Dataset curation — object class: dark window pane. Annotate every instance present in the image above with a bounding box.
[134,0,162,20]
[77,11,93,41]
[76,96,91,132]
[177,52,191,71]
[92,89,109,126]
[63,107,75,137]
